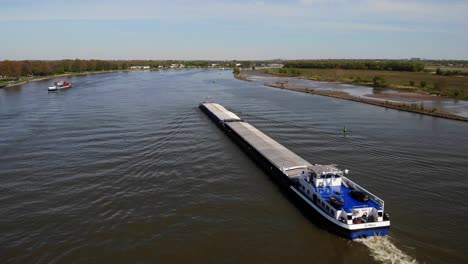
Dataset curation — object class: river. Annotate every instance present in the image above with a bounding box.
[0,69,467,263]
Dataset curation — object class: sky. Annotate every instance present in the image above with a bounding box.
[1,0,467,60]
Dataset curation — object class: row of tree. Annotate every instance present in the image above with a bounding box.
[0,60,256,78]
[424,60,468,67]
[0,60,133,78]
[435,68,468,76]
[283,60,425,72]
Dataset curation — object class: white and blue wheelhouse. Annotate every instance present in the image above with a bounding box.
[290,165,390,239]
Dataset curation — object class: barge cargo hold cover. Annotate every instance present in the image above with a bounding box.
[201,103,311,175]
[199,102,390,239]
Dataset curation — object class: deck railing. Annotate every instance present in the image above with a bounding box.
[282,165,309,172]
[342,176,385,210]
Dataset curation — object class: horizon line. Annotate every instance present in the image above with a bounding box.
[2,58,468,62]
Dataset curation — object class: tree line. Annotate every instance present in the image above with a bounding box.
[0,60,256,78]
[435,67,468,76]
[283,60,425,72]
[424,60,468,67]
[0,60,127,78]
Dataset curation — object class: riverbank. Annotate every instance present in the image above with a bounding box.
[238,71,468,122]
[234,73,252,82]
[0,69,134,89]
[259,68,468,100]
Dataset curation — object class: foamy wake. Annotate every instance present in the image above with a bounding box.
[356,236,417,264]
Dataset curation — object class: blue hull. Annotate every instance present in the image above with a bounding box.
[348,228,389,239]
[290,187,390,239]
[48,85,71,92]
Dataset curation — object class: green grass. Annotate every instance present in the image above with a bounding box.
[260,68,468,100]
[0,77,40,87]
[0,70,129,88]
[425,66,468,73]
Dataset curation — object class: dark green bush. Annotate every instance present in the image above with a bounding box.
[373,76,387,87]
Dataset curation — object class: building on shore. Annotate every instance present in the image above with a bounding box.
[170,64,185,69]
[130,66,150,70]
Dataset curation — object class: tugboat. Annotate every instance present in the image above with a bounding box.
[48,81,72,92]
[294,166,390,238]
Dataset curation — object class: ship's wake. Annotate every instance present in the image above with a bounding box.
[356,236,417,264]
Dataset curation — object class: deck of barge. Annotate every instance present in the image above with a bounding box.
[202,103,311,178]
[202,103,241,121]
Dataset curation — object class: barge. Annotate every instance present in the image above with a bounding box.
[199,102,390,239]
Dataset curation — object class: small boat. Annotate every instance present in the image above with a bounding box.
[350,190,370,202]
[330,195,345,208]
[48,81,72,92]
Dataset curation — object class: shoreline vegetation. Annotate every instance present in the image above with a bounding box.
[260,67,468,100]
[0,70,131,88]
[0,59,256,88]
[234,71,468,122]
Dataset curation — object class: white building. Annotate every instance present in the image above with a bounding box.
[170,64,185,69]
[130,66,150,70]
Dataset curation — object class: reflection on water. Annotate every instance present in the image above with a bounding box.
[2,85,22,94]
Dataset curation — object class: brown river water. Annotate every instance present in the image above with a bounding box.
[0,70,467,263]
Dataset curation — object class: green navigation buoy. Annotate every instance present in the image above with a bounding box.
[343,126,348,133]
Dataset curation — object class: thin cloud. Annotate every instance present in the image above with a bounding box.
[365,0,468,24]
[0,0,466,34]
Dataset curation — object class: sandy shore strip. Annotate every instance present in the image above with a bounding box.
[365,92,447,101]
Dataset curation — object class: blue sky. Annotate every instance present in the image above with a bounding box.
[1,0,467,60]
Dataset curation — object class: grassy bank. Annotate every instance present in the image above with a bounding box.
[259,68,468,100]
[0,69,131,88]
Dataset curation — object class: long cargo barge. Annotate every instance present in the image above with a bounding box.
[199,102,390,239]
